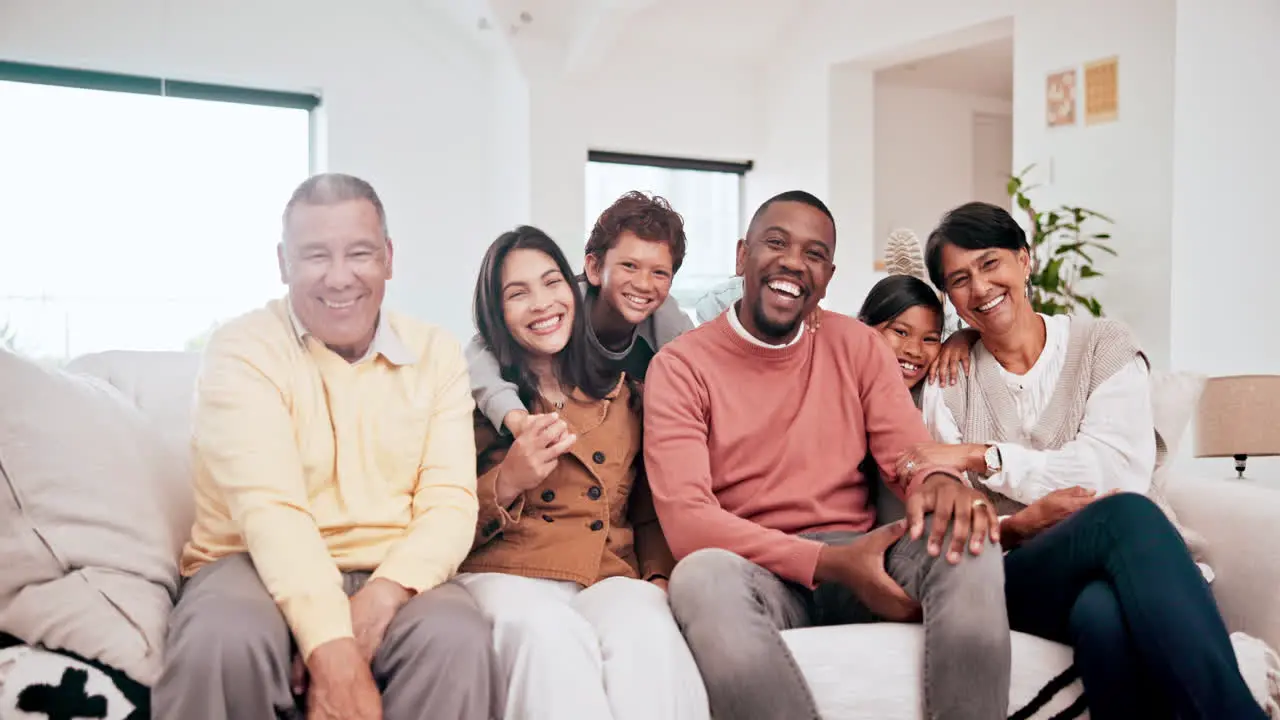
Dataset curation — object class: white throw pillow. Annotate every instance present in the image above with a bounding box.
[0,350,191,686]
[1148,370,1207,457]
[1146,370,1210,559]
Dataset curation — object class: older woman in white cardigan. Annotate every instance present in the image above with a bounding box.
[896,201,1266,720]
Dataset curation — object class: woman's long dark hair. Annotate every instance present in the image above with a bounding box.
[473,225,617,404]
[858,274,945,328]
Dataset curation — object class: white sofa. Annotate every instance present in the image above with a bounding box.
[6,349,1280,719]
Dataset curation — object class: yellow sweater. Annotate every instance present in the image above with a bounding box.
[181,299,478,657]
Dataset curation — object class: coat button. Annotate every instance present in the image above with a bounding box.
[541,489,556,502]
[587,486,602,500]
[592,451,606,464]
[590,520,604,531]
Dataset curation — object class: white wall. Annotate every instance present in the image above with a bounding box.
[1169,0,1280,377]
[1168,0,1280,478]
[824,62,876,315]
[518,53,764,273]
[0,0,517,341]
[1012,0,1176,367]
[873,83,1012,266]
[580,58,760,165]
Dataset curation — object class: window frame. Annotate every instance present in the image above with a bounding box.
[0,60,321,172]
[586,150,752,232]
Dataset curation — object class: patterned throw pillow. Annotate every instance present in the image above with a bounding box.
[0,642,148,720]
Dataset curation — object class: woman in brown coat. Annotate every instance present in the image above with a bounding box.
[454,226,708,720]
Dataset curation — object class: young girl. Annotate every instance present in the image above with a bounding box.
[466,192,693,437]
[456,225,708,720]
[857,274,946,407]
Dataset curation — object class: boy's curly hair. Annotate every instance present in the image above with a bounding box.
[586,191,687,274]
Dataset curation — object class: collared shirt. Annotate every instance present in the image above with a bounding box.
[693,276,744,324]
[286,299,416,366]
[182,298,478,659]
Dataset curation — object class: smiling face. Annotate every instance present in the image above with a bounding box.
[584,230,674,325]
[500,247,575,359]
[735,200,836,343]
[875,305,943,388]
[938,243,1032,337]
[278,199,392,360]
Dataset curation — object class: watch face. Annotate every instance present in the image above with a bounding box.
[985,446,1001,472]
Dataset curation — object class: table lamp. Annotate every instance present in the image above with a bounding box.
[1193,374,1280,479]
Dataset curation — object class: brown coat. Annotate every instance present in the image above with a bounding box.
[460,379,675,585]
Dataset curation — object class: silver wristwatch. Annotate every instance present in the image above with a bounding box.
[983,445,1003,476]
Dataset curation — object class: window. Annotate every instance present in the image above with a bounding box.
[585,151,750,315]
[0,61,317,362]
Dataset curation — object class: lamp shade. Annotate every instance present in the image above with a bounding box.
[1194,374,1280,458]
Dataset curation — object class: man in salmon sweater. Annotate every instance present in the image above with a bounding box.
[643,191,1012,719]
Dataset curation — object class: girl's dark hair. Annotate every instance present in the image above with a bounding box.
[858,275,944,328]
[924,201,1030,290]
[473,225,617,404]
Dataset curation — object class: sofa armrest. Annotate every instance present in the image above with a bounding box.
[1166,477,1280,651]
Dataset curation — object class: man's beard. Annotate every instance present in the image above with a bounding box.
[752,300,801,340]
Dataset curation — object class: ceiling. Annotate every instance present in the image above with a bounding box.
[423,0,815,71]
[876,36,1014,100]
[604,0,814,65]
[423,0,1011,96]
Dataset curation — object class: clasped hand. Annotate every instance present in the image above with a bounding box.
[495,413,577,507]
[293,578,412,720]
[816,473,999,622]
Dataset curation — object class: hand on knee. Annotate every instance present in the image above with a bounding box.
[905,479,1002,563]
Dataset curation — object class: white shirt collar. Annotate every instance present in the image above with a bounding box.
[726,302,806,349]
[287,299,415,366]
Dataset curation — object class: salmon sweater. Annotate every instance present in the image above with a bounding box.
[643,310,954,588]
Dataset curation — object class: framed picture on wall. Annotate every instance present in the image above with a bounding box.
[1085,56,1119,124]
[1046,68,1077,127]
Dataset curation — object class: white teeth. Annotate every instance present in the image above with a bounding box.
[977,294,1005,312]
[768,280,802,298]
[530,315,560,331]
[623,293,653,306]
[900,361,920,372]
[323,299,355,309]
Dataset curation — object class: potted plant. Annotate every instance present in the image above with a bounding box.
[1008,165,1115,316]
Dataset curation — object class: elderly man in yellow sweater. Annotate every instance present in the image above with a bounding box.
[153,173,492,720]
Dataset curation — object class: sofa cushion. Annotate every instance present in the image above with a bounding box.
[784,623,1084,719]
[64,350,202,455]
[0,350,192,686]
[1146,370,1210,559]
[0,644,148,720]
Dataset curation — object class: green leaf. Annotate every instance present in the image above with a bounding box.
[1079,266,1102,278]
[1055,242,1092,259]
[1017,194,1032,211]
[1091,233,1112,240]
[1041,257,1064,290]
